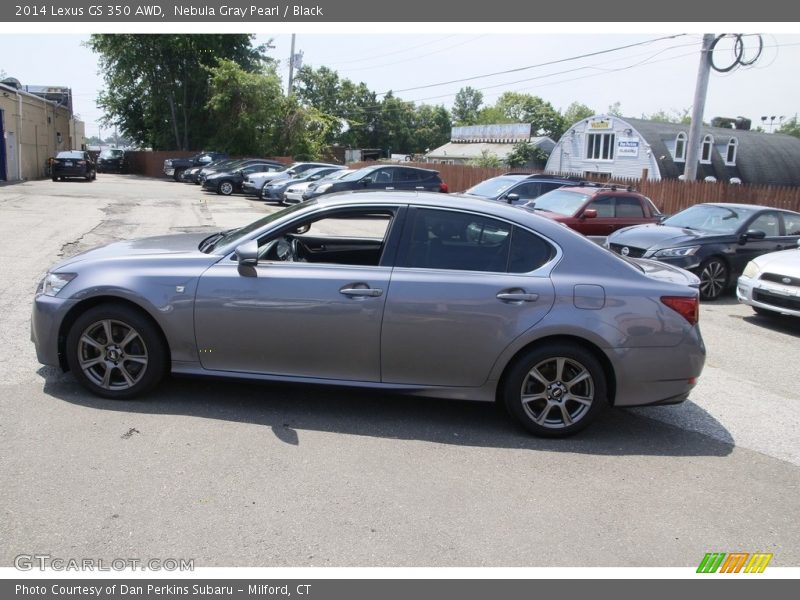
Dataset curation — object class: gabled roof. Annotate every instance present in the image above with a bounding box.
[625,118,800,186]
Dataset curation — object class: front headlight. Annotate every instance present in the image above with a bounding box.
[315,183,333,193]
[741,261,760,279]
[38,272,77,297]
[653,246,700,258]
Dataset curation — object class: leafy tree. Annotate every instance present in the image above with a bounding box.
[493,92,565,138]
[505,141,549,169]
[409,104,451,153]
[607,101,624,117]
[777,115,800,138]
[86,34,266,150]
[645,108,692,124]
[205,59,285,156]
[475,105,513,125]
[562,102,595,126]
[469,149,502,168]
[452,87,483,125]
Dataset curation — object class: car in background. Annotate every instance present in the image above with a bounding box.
[96,148,128,174]
[523,185,663,236]
[202,161,286,196]
[606,203,800,300]
[163,151,228,182]
[182,158,244,184]
[464,173,589,205]
[195,158,285,186]
[289,169,355,204]
[302,165,448,200]
[51,151,96,182]
[262,166,345,203]
[242,162,340,197]
[31,192,704,438]
[737,238,800,318]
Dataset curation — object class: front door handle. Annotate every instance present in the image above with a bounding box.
[340,285,383,298]
[497,290,539,303]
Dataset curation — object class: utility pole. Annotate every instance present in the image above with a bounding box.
[684,33,715,181]
[287,33,296,97]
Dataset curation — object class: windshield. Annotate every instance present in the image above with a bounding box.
[99,149,123,158]
[527,189,590,216]
[663,204,756,233]
[202,202,311,253]
[465,176,524,198]
[339,167,377,182]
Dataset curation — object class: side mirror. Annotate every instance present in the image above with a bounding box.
[234,240,259,267]
[361,179,370,186]
[505,193,520,205]
[581,209,598,220]
[294,224,310,235]
[739,230,766,244]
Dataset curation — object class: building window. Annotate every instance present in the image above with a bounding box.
[586,133,615,161]
[701,134,713,164]
[674,132,687,162]
[725,137,738,166]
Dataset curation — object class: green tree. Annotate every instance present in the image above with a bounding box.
[205,59,285,156]
[493,92,565,138]
[645,108,692,124]
[777,115,800,138]
[562,101,595,126]
[409,104,451,153]
[452,87,483,125]
[86,34,265,150]
[469,149,502,168]
[505,141,549,169]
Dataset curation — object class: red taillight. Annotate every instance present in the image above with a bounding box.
[439,182,449,193]
[661,296,699,326]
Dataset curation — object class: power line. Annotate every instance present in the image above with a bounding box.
[322,35,460,67]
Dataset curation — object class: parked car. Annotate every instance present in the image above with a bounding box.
[163,151,228,182]
[31,192,704,438]
[737,238,800,318]
[303,165,448,200]
[606,203,800,300]
[464,173,590,205]
[51,150,96,182]
[96,148,128,174]
[523,185,663,236]
[288,169,355,204]
[242,162,340,197]
[262,166,345,203]
[202,161,286,196]
[182,158,243,184]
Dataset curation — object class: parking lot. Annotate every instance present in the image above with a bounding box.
[1,175,799,567]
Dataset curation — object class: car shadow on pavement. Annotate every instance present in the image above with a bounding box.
[741,313,800,337]
[41,372,734,458]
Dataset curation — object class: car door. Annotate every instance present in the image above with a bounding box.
[193,205,403,382]
[380,207,557,387]
[361,167,396,190]
[578,195,616,235]
[732,211,786,273]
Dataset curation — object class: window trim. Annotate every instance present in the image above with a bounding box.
[585,132,616,162]
[674,132,687,162]
[725,137,738,166]
[700,134,714,164]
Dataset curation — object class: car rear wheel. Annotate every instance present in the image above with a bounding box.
[502,343,606,437]
[698,258,728,301]
[65,304,167,399]
[218,181,234,196]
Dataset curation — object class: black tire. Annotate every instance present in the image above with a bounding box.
[65,304,167,399]
[218,180,234,196]
[173,168,185,182]
[502,343,607,437]
[697,258,729,301]
[52,176,58,182]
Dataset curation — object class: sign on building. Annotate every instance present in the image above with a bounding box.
[617,137,639,157]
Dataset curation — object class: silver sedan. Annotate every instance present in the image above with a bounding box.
[31,192,706,437]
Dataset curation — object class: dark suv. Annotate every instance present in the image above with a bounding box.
[303,165,447,200]
[96,148,128,174]
[463,173,589,205]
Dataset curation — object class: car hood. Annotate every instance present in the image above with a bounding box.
[629,257,700,288]
[608,224,710,249]
[751,248,800,276]
[50,232,212,270]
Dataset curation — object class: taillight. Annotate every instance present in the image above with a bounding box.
[661,296,699,326]
[439,182,449,193]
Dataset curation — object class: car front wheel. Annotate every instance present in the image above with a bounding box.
[502,343,606,437]
[698,258,728,300]
[65,304,167,399]
[218,181,234,196]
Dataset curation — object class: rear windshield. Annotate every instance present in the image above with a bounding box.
[56,151,85,159]
[99,149,124,158]
[465,176,524,198]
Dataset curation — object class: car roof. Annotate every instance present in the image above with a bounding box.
[699,202,799,213]
[356,164,440,174]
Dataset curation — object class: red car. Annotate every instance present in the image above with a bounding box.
[523,185,663,236]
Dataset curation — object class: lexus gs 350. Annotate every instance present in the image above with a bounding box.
[32,192,706,437]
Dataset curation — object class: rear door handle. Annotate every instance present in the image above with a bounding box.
[340,286,383,298]
[496,290,539,303]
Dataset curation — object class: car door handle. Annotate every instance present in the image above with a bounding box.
[340,286,383,298]
[496,290,539,303]
[385,186,395,190]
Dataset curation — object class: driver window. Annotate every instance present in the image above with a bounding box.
[749,213,780,237]
[257,209,396,266]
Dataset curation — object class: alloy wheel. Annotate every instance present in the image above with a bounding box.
[77,319,149,391]
[519,356,595,430]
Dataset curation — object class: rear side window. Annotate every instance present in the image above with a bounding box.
[615,197,645,218]
[509,227,555,273]
[397,169,423,183]
[586,196,614,217]
[782,212,800,236]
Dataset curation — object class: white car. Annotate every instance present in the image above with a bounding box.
[284,169,354,204]
[242,162,339,196]
[737,239,800,317]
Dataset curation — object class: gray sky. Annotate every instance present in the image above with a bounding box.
[1,32,798,138]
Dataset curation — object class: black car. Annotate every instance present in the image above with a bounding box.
[303,165,448,200]
[606,203,800,300]
[163,151,228,181]
[202,161,286,196]
[51,151,96,182]
[464,173,591,205]
[96,148,128,174]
